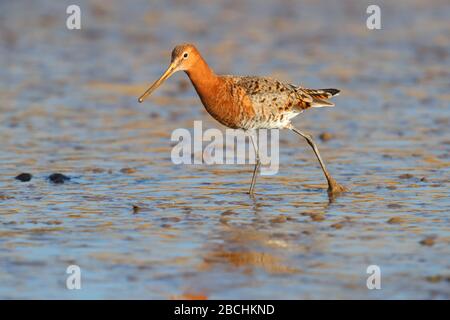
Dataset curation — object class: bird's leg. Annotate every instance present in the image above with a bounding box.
[248,132,261,195]
[289,125,347,195]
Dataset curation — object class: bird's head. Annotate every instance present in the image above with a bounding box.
[138,43,200,103]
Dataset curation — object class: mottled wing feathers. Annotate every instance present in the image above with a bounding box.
[223,76,340,129]
[230,76,313,113]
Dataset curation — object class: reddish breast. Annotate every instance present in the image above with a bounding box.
[185,57,255,129]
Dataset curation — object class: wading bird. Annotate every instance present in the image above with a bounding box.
[138,43,347,196]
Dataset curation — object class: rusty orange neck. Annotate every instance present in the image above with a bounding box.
[184,54,250,129]
[185,55,220,105]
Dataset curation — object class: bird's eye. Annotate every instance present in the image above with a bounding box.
[183,52,189,59]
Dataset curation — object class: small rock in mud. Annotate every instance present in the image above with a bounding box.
[301,212,325,221]
[48,173,70,184]
[386,185,397,190]
[420,177,427,182]
[270,215,287,223]
[319,132,334,142]
[398,173,414,179]
[387,217,403,224]
[221,210,237,216]
[120,167,136,174]
[331,222,343,229]
[44,220,62,225]
[310,213,325,222]
[15,173,32,182]
[387,203,403,209]
[132,205,141,214]
[419,237,436,246]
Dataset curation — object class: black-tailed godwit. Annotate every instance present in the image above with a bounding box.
[138,43,347,196]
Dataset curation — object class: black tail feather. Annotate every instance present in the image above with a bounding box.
[322,88,340,97]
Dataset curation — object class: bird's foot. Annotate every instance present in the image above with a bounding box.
[327,178,348,196]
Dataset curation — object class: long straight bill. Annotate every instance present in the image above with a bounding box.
[138,63,177,103]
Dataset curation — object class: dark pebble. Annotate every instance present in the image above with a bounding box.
[331,222,343,229]
[48,173,70,184]
[270,215,287,223]
[398,173,414,179]
[419,237,436,246]
[15,173,32,182]
[221,210,237,216]
[120,167,136,174]
[387,217,403,224]
[387,203,403,209]
[132,205,140,214]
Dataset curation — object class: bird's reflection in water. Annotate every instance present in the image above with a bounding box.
[197,195,326,276]
[199,226,300,275]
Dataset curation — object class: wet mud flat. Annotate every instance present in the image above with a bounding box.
[0,0,449,299]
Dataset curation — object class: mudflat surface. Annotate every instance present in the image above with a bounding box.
[0,0,449,299]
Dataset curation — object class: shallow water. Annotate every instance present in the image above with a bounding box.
[0,0,449,299]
